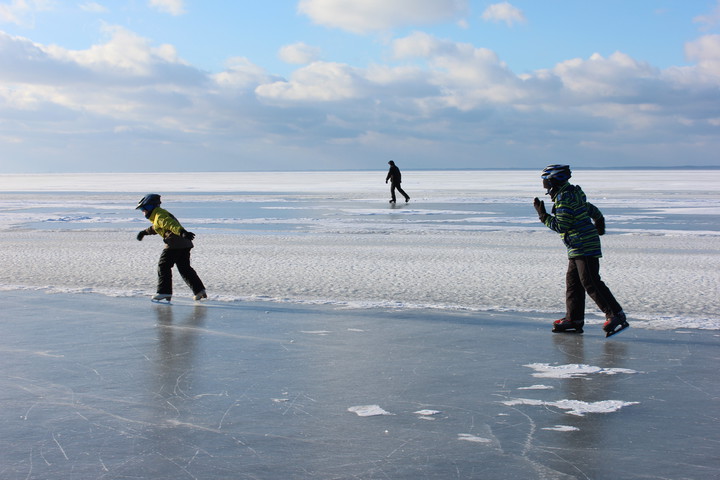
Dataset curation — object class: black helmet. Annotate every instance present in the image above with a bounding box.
[541,164,571,183]
[541,165,571,195]
[136,193,161,211]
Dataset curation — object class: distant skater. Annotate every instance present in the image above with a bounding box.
[136,194,207,302]
[532,165,628,337]
[385,160,410,203]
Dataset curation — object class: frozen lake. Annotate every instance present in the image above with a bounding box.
[0,170,719,478]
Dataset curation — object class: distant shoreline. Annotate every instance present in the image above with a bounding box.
[2,165,718,175]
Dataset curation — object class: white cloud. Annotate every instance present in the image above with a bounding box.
[693,0,720,30]
[44,25,190,77]
[481,2,526,27]
[297,0,468,34]
[393,32,523,108]
[79,2,108,13]
[684,34,720,78]
[278,42,321,65]
[148,0,185,16]
[0,0,53,26]
[550,51,660,98]
[212,57,278,88]
[256,61,368,101]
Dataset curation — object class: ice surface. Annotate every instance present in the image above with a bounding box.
[1,290,719,479]
[1,170,718,330]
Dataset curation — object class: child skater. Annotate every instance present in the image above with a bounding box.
[533,165,628,337]
[136,194,207,302]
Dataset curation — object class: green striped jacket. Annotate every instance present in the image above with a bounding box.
[543,183,604,258]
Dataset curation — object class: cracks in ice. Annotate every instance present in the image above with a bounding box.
[280,392,317,416]
[534,446,593,480]
[51,432,69,461]
[674,374,716,399]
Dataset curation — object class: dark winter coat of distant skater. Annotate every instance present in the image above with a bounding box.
[136,194,207,302]
[533,165,629,337]
[386,161,410,203]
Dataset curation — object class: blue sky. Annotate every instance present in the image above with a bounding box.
[1,0,719,172]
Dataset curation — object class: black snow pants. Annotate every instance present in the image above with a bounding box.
[390,182,409,202]
[157,248,205,295]
[566,256,622,322]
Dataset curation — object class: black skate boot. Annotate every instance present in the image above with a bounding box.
[603,311,629,337]
[552,318,584,333]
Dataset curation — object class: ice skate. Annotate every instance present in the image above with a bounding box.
[552,318,584,333]
[603,311,629,337]
[193,290,207,301]
[152,293,172,303]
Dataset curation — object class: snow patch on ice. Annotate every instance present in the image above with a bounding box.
[414,409,442,417]
[348,405,394,417]
[518,384,554,390]
[525,363,639,379]
[543,425,580,432]
[458,434,492,443]
[503,398,639,416]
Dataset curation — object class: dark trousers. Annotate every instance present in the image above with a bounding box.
[157,248,205,295]
[566,256,622,321]
[390,183,409,202]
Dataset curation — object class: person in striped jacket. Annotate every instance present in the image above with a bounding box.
[533,165,629,337]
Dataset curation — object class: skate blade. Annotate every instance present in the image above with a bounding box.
[605,323,629,338]
[151,298,172,304]
[552,328,583,334]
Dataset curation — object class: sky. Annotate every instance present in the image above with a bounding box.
[1,0,719,173]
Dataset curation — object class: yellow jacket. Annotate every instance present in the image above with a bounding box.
[142,207,194,249]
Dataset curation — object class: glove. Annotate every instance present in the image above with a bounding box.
[137,230,146,241]
[594,216,606,236]
[180,229,195,241]
[533,197,548,222]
